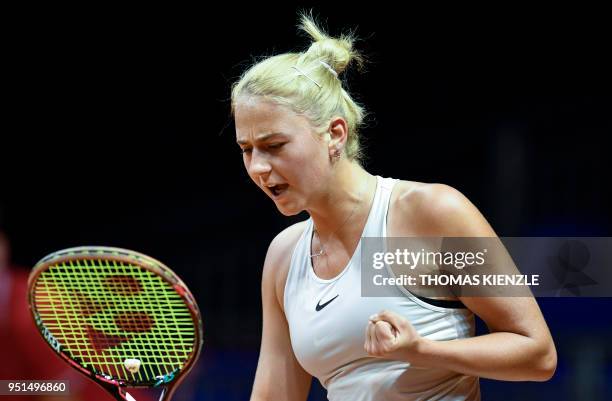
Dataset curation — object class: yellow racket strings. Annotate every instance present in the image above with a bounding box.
[33,259,196,384]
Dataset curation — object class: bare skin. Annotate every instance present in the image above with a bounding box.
[234,96,557,401]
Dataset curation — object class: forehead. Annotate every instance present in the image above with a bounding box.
[234,96,313,142]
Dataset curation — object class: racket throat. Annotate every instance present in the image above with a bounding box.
[100,381,137,401]
[125,390,137,401]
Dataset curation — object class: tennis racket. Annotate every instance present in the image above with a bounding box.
[27,246,203,401]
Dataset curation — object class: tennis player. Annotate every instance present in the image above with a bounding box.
[232,13,557,401]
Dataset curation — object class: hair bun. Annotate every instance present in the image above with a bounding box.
[299,12,364,76]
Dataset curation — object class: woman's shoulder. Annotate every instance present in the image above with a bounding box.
[267,219,310,262]
[392,180,468,213]
[389,180,489,237]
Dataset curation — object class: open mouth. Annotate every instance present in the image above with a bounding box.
[268,184,289,197]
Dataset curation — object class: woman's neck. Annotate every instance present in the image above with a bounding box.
[306,161,376,242]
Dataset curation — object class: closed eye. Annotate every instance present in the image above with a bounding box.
[239,142,285,155]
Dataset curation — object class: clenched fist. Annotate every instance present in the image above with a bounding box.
[364,310,422,361]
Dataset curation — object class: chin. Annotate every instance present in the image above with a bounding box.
[274,202,303,217]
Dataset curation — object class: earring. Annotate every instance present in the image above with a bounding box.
[329,145,342,163]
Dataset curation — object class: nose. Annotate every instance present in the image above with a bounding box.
[247,148,272,178]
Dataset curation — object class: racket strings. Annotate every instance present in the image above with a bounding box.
[33,258,197,385]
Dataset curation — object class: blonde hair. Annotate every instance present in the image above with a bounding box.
[231,11,367,162]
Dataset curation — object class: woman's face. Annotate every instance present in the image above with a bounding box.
[234,96,331,216]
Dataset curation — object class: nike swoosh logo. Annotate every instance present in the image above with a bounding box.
[315,295,339,311]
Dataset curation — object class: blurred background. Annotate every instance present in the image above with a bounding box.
[1,3,611,400]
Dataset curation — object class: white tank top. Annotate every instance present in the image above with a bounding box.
[284,175,480,401]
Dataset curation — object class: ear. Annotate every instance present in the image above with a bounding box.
[327,116,348,156]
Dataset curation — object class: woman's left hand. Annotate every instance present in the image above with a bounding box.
[364,310,422,361]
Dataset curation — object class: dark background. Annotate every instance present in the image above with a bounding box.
[1,3,611,400]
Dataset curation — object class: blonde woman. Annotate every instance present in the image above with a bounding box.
[232,13,556,401]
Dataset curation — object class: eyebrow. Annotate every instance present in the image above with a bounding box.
[236,132,286,145]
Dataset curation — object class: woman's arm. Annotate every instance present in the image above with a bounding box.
[365,184,557,381]
[251,225,312,401]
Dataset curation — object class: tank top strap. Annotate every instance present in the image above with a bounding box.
[362,175,398,238]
